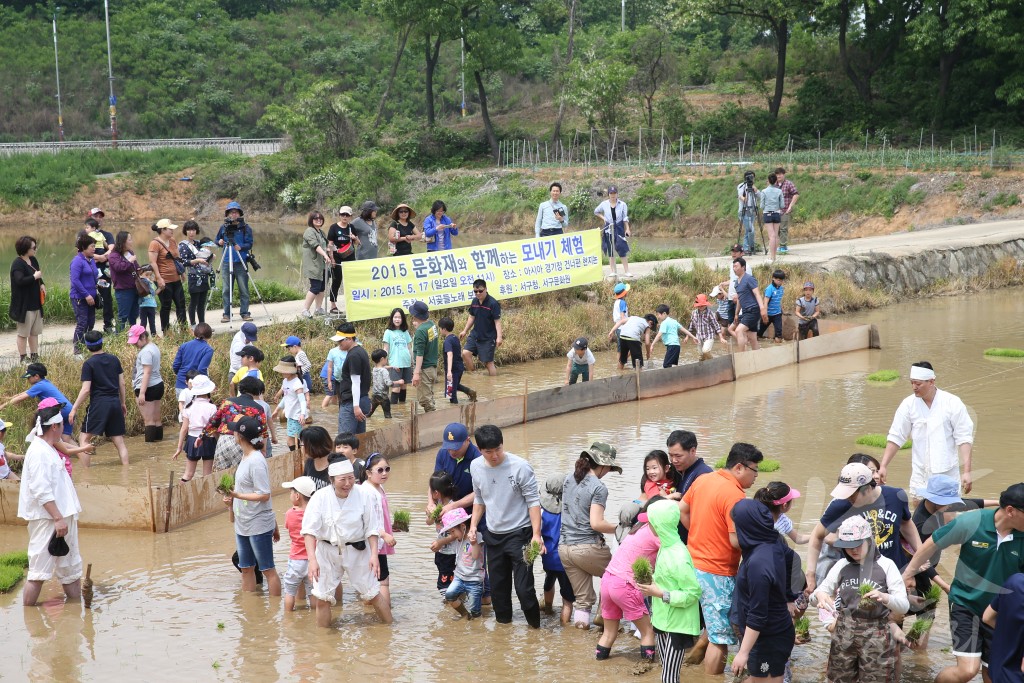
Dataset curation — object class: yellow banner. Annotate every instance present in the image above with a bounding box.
[342,230,603,321]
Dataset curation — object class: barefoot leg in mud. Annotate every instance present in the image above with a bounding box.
[684,630,709,665]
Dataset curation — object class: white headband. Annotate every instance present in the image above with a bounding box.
[33,412,64,437]
[910,366,936,381]
[328,460,354,477]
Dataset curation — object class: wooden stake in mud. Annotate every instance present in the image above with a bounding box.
[163,470,175,533]
[83,564,94,608]
[146,467,156,533]
[523,379,529,424]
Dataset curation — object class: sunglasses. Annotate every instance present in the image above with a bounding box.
[373,466,391,474]
[473,289,485,293]
[339,212,351,217]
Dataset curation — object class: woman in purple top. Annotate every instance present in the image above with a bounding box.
[69,233,99,354]
[423,200,459,252]
[107,231,143,330]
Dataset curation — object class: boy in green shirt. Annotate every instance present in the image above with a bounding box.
[902,483,1024,683]
[410,301,439,412]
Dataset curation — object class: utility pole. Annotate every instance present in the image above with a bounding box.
[103,0,118,147]
[460,35,466,117]
[621,0,625,31]
[52,9,65,142]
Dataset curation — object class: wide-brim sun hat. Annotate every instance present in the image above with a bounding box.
[274,360,299,375]
[614,283,630,299]
[189,375,216,396]
[390,204,417,220]
[581,442,623,474]
[439,508,472,535]
[694,294,710,308]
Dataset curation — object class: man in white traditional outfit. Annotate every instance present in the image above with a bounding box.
[879,361,974,497]
[18,398,83,606]
[302,459,393,627]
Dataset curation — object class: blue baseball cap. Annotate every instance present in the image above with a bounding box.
[282,335,301,347]
[922,475,963,506]
[241,322,258,340]
[442,423,469,450]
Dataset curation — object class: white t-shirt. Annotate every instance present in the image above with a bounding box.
[229,331,248,374]
[567,348,596,366]
[280,377,308,420]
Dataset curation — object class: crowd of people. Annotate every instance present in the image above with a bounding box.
[11,341,1024,682]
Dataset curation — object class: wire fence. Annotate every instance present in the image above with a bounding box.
[498,127,1024,173]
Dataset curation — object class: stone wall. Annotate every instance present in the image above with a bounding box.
[819,238,1024,293]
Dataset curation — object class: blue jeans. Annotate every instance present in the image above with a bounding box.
[739,209,756,252]
[221,259,250,318]
[445,576,484,615]
[236,529,276,571]
[114,288,139,331]
[338,396,372,435]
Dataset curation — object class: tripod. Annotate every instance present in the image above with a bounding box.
[738,200,768,256]
[218,233,271,322]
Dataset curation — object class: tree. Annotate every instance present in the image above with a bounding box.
[551,0,577,148]
[625,26,674,128]
[670,0,803,119]
[260,80,359,160]
[562,46,635,131]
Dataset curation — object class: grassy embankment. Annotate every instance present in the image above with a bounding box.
[7,255,1022,448]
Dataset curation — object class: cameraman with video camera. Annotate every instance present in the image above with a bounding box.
[215,201,255,323]
[737,171,761,255]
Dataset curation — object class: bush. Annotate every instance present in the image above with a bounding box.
[279,151,407,211]
[631,181,673,220]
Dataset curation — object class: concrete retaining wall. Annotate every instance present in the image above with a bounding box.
[0,323,873,533]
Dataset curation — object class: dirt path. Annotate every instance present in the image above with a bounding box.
[4,218,1021,365]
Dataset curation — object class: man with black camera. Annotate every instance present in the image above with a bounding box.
[215,201,255,323]
[534,182,569,238]
[736,171,761,255]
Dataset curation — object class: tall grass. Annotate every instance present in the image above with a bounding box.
[0,148,235,207]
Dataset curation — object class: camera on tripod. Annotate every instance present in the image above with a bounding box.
[744,170,756,190]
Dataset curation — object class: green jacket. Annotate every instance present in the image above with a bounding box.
[301,226,329,281]
[647,500,702,635]
[412,319,439,366]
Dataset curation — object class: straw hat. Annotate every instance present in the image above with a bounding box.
[273,359,299,374]
[390,203,417,220]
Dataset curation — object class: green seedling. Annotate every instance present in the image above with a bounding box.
[906,617,934,644]
[0,550,29,568]
[858,582,877,609]
[867,369,900,382]
[0,565,26,593]
[795,616,810,640]
[212,661,221,670]
[984,348,1024,358]
[392,509,411,533]
[217,474,234,496]
[632,557,653,585]
[855,434,911,449]
[430,503,444,524]
[924,584,942,605]
[523,540,542,564]
[217,622,225,630]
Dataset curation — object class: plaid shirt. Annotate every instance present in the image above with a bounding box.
[779,179,799,211]
[689,308,722,342]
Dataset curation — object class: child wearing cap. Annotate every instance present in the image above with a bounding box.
[171,375,218,481]
[272,356,309,451]
[540,474,575,624]
[754,481,809,545]
[565,337,596,385]
[0,363,90,466]
[281,475,316,611]
[322,332,348,409]
[428,471,458,594]
[367,349,394,418]
[611,283,630,355]
[687,296,727,361]
[230,345,265,397]
[710,286,731,331]
[69,330,130,466]
[440,508,485,619]
[795,281,820,339]
[282,336,313,394]
[652,304,695,368]
[758,269,786,343]
[814,515,909,682]
[0,419,22,481]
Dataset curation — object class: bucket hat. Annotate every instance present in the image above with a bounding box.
[833,516,873,548]
[540,474,564,514]
[581,442,622,474]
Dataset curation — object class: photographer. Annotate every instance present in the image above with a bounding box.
[84,209,116,334]
[215,201,255,324]
[535,182,569,238]
[736,171,761,255]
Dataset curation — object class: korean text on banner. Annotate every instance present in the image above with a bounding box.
[342,230,603,321]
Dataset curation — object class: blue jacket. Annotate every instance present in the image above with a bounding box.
[69,252,99,300]
[172,339,214,389]
[730,500,794,636]
[541,510,565,572]
[423,214,457,251]
[214,221,254,264]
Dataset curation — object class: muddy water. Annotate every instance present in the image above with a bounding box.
[2,290,1023,682]
[2,221,702,293]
